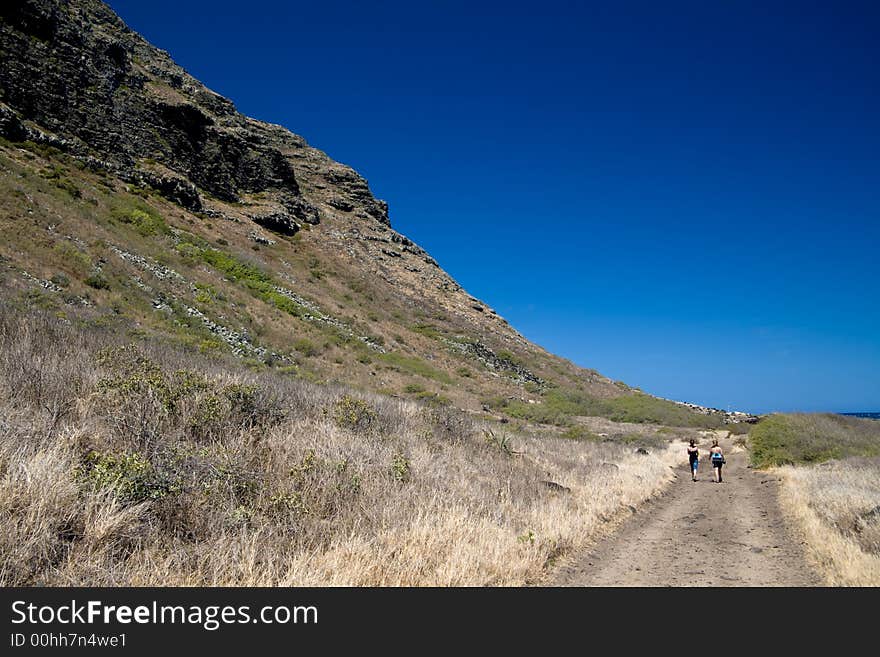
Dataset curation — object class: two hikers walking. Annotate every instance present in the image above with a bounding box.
[687,438,725,483]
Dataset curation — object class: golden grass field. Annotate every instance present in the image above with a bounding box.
[0,309,684,586]
[778,458,880,586]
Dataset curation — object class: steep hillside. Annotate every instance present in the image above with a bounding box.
[0,0,722,429]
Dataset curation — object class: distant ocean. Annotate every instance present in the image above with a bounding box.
[840,412,880,420]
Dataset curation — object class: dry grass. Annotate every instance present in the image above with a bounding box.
[778,458,880,586]
[0,306,678,586]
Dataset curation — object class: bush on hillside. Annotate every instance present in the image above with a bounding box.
[750,413,880,467]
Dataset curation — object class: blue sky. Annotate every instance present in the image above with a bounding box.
[107,1,880,413]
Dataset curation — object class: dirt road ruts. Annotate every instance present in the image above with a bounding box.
[554,437,820,586]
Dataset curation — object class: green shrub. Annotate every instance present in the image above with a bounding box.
[21,289,58,310]
[96,345,208,412]
[223,383,278,424]
[175,242,202,260]
[197,338,222,353]
[332,395,378,432]
[188,393,227,432]
[50,273,70,288]
[389,453,410,482]
[53,242,91,272]
[262,290,306,317]
[518,530,536,544]
[481,395,507,409]
[198,248,271,285]
[40,164,81,198]
[111,200,169,236]
[192,247,310,317]
[379,352,453,384]
[496,350,523,367]
[403,383,425,394]
[415,390,452,407]
[191,383,283,435]
[194,288,215,305]
[54,177,82,199]
[84,273,110,290]
[266,491,308,517]
[562,425,600,441]
[294,339,318,357]
[411,323,443,340]
[78,450,176,503]
[20,140,66,160]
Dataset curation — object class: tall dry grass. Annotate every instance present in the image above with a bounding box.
[0,306,679,585]
[778,458,880,586]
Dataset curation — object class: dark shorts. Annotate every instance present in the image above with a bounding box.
[712,459,724,468]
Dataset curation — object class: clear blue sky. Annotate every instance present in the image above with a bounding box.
[107,0,880,414]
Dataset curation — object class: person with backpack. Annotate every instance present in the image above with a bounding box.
[710,439,725,483]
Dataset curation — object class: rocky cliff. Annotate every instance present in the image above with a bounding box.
[1,0,379,221]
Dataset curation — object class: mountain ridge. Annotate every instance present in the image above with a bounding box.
[0,0,725,428]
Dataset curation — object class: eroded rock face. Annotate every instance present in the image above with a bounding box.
[324,166,390,225]
[122,169,203,212]
[0,0,389,234]
[0,0,297,200]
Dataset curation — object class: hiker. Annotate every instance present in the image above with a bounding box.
[687,439,699,481]
[710,439,725,483]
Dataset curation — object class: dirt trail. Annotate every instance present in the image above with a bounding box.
[554,436,821,586]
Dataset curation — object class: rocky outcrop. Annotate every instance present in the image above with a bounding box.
[121,169,202,211]
[444,337,544,385]
[1,0,294,200]
[0,0,387,235]
[323,166,390,225]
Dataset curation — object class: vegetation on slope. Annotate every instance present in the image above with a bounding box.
[489,387,724,429]
[747,412,880,584]
[749,413,880,467]
[0,137,719,428]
